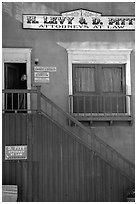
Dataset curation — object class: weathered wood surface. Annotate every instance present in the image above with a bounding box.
[2,113,133,201]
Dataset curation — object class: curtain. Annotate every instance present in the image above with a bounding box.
[75,67,95,92]
[102,67,122,92]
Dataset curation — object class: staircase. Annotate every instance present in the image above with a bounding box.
[39,88,134,181]
[2,87,135,201]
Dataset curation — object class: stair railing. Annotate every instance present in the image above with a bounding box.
[38,86,134,182]
[2,87,135,182]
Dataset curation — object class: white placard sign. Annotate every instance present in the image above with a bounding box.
[34,77,50,83]
[34,72,49,77]
[5,145,27,160]
[23,9,135,30]
[34,66,56,83]
[34,66,56,72]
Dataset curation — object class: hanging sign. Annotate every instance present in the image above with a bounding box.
[5,145,27,160]
[23,9,135,30]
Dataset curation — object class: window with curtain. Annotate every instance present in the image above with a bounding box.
[74,66,95,92]
[102,67,123,92]
[72,64,126,114]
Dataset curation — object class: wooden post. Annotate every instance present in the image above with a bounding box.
[130,95,132,117]
[36,85,41,113]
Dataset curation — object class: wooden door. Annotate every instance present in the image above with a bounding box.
[4,63,27,111]
[72,64,126,114]
[72,64,96,113]
[100,64,126,113]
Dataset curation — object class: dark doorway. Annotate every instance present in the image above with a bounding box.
[4,63,27,111]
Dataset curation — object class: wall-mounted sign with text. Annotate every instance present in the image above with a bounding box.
[34,66,57,72]
[34,72,49,78]
[34,77,50,83]
[23,9,135,30]
[34,66,57,84]
[5,145,27,160]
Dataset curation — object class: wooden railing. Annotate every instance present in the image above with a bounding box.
[2,113,133,201]
[2,87,135,182]
[39,88,134,182]
[2,89,38,113]
[69,93,132,116]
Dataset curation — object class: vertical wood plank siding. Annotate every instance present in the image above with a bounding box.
[2,113,133,202]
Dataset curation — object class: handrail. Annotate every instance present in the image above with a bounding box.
[2,88,135,181]
[70,93,131,96]
[69,93,132,116]
[2,89,38,112]
[2,89,37,93]
[40,92,134,168]
[40,91,135,182]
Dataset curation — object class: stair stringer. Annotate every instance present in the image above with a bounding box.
[39,112,134,201]
[40,111,134,183]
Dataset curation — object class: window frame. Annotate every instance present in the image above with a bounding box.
[2,48,32,111]
[72,64,96,93]
[67,49,132,115]
[73,63,126,95]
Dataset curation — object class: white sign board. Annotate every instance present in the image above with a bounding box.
[23,9,135,30]
[34,66,57,83]
[34,66,56,72]
[34,72,49,77]
[5,145,27,160]
[34,77,50,83]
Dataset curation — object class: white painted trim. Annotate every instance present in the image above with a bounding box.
[2,48,32,110]
[67,49,132,115]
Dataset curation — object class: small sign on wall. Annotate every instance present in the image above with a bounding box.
[34,77,50,83]
[34,66,56,72]
[34,66,56,84]
[5,145,27,160]
[34,72,49,78]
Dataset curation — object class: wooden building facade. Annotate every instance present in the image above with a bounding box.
[2,2,135,202]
